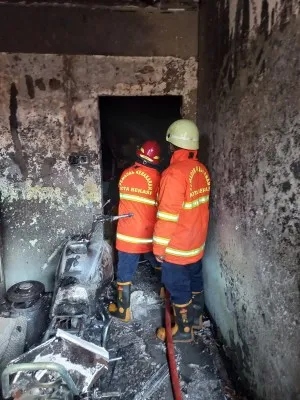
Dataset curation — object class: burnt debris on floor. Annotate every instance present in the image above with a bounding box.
[96,262,226,400]
[0,254,235,400]
[0,241,235,400]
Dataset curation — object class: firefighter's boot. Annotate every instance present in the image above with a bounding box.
[156,301,194,343]
[192,291,204,330]
[108,282,131,322]
[154,266,165,299]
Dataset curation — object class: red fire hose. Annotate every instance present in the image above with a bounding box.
[165,290,183,400]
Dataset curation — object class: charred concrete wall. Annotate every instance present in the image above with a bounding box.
[0,54,197,291]
[198,1,300,399]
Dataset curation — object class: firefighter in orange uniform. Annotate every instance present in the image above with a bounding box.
[109,141,161,322]
[153,120,210,343]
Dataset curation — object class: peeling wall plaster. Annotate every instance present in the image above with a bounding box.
[0,53,198,290]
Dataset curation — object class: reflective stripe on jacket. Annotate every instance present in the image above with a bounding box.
[153,149,210,265]
[116,162,160,253]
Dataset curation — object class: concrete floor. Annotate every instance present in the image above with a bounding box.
[96,263,226,400]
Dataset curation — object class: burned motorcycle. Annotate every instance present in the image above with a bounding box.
[1,211,132,400]
[43,211,133,342]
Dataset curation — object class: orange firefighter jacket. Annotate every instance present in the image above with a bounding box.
[116,162,160,253]
[153,149,210,265]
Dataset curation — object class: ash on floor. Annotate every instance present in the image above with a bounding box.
[96,263,226,400]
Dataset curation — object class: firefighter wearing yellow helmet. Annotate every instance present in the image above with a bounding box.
[153,119,210,343]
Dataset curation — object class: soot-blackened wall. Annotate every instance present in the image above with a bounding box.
[0,54,197,291]
[198,1,300,399]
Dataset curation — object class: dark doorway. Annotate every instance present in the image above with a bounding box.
[99,96,182,210]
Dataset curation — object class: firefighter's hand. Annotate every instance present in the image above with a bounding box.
[155,255,164,263]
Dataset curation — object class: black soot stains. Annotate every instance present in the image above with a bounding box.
[35,78,46,91]
[290,160,300,180]
[9,83,28,178]
[49,78,62,90]
[282,181,291,192]
[25,75,35,99]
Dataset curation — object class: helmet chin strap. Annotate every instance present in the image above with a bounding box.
[168,143,178,154]
[136,156,161,171]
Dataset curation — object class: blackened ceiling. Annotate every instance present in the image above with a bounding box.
[0,0,198,10]
[0,0,198,55]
